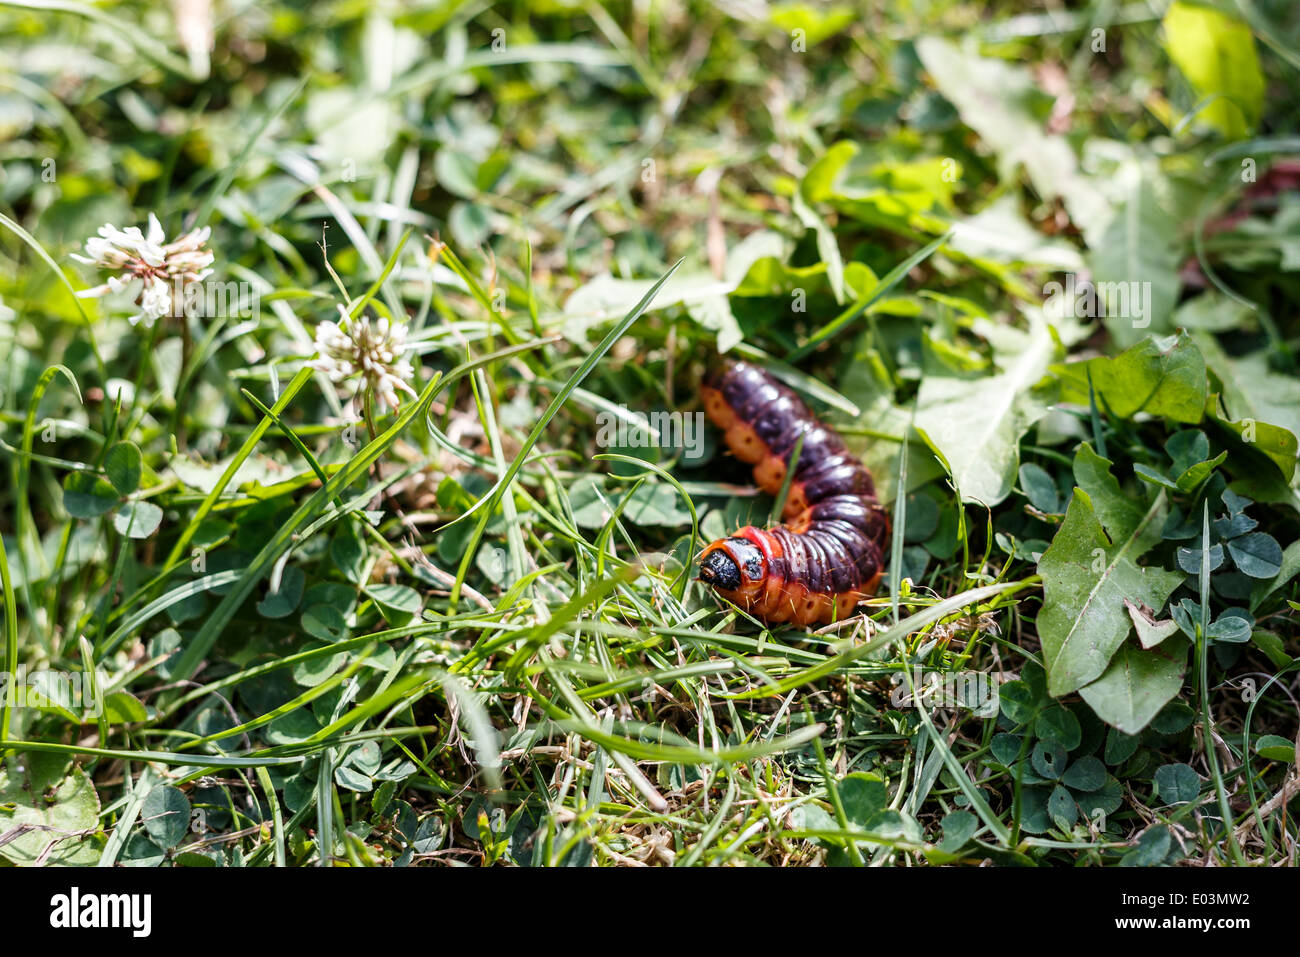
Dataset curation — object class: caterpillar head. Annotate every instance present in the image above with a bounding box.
[698,536,765,600]
[698,549,742,591]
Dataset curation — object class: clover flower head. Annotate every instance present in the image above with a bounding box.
[72,213,215,327]
[309,306,417,413]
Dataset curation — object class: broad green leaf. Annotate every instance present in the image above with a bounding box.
[915,37,1109,244]
[1047,784,1077,829]
[768,3,856,47]
[1253,734,1296,763]
[103,690,148,724]
[301,603,349,643]
[1078,637,1189,734]
[563,261,744,351]
[939,809,978,851]
[1088,167,1183,347]
[1034,704,1082,751]
[1062,755,1107,792]
[0,762,101,865]
[1249,539,1300,611]
[1073,444,1145,537]
[838,772,888,827]
[1032,740,1068,780]
[1196,334,1300,471]
[950,194,1084,272]
[1152,762,1201,805]
[1019,462,1061,513]
[1205,614,1251,643]
[142,784,191,848]
[1176,542,1224,575]
[915,312,1057,505]
[1055,332,1207,424]
[1121,824,1174,866]
[62,471,119,518]
[113,500,163,539]
[367,583,422,626]
[1038,487,1182,696]
[1162,1,1265,139]
[330,520,369,585]
[256,565,305,619]
[1227,532,1283,578]
[104,441,143,496]
[1209,404,1298,485]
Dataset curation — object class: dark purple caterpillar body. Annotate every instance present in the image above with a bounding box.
[697,360,889,625]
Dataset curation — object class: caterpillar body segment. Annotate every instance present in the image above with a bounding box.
[697,360,889,626]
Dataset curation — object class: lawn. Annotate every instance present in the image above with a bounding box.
[1,0,1298,868]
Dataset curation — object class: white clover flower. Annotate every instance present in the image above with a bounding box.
[309,306,417,413]
[72,213,215,327]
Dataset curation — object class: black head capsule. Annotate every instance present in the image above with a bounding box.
[699,549,742,591]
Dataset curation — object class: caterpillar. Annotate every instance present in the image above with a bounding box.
[697,360,889,626]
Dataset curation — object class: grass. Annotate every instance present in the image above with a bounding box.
[0,0,1299,867]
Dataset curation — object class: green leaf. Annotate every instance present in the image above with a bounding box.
[1034,703,1082,751]
[301,603,349,643]
[1162,1,1265,139]
[1087,168,1183,347]
[1062,755,1107,792]
[1055,333,1208,424]
[1176,542,1224,575]
[990,732,1025,766]
[1018,786,1052,834]
[104,441,143,496]
[0,759,102,865]
[1078,638,1190,734]
[62,471,120,518]
[1047,784,1077,829]
[1104,728,1141,766]
[113,500,163,539]
[1077,777,1124,821]
[768,3,856,47]
[1173,454,1227,493]
[142,784,191,848]
[838,772,887,827]
[1031,740,1068,780]
[1166,430,1209,472]
[938,809,978,851]
[103,691,148,724]
[1205,614,1252,643]
[330,520,369,585]
[1121,824,1173,866]
[366,583,422,626]
[1196,334,1300,477]
[915,37,1108,244]
[915,312,1057,506]
[1073,444,1145,537]
[1227,532,1283,578]
[1038,487,1183,696]
[1253,735,1296,763]
[256,565,305,619]
[1152,700,1197,734]
[1019,462,1061,513]
[1152,763,1201,805]
[1134,464,1182,491]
